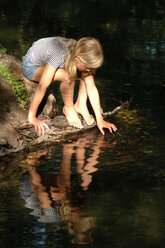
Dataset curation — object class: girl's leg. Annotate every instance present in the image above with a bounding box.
[32,66,83,128]
[75,78,95,125]
[53,69,83,129]
[60,81,83,128]
[32,66,45,81]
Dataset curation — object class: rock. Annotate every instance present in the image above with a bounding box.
[0,74,26,124]
[0,123,20,148]
[42,93,57,118]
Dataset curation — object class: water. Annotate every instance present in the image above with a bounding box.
[0,1,165,247]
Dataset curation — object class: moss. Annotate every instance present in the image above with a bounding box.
[0,43,7,54]
[0,180,19,191]
[0,62,29,109]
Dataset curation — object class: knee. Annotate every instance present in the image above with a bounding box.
[53,68,68,82]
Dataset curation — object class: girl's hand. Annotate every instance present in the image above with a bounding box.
[97,120,117,135]
[29,116,50,136]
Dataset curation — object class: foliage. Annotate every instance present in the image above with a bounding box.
[0,43,7,54]
[116,108,157,144]
[0,179,19,191]
[117,109,144,125]
[0,62,29,109]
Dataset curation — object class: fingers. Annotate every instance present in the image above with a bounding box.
[109,124,117,133]
[99,127,105,135]
[29,117,50,136]
[34,124,38,134]
[98,121,117,135]
[108,126,112,133]
[38,123,45,136]
[34,122,50,136]
[43,122,50,131]
[98,124,106,135]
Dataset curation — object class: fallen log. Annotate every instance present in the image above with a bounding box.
[0,104,124,157]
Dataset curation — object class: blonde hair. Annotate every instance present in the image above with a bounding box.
[62,37,103,81]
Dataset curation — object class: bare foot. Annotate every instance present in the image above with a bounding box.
[75,103,95,126]
[63,106,83,129]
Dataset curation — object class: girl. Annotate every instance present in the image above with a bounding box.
[22,36,117,136]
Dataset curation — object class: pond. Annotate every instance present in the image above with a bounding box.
[0,1,165,247]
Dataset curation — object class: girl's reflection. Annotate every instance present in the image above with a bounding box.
[20,132,116,244]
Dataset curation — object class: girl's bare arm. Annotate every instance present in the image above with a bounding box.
[84,75,117,135]
[28,64,56,135]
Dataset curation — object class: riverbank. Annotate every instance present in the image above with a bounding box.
[0,52,123,157]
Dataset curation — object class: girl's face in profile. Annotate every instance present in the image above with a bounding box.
[75,56,91,72]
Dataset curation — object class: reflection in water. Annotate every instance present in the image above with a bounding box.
[19,132,116,244]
